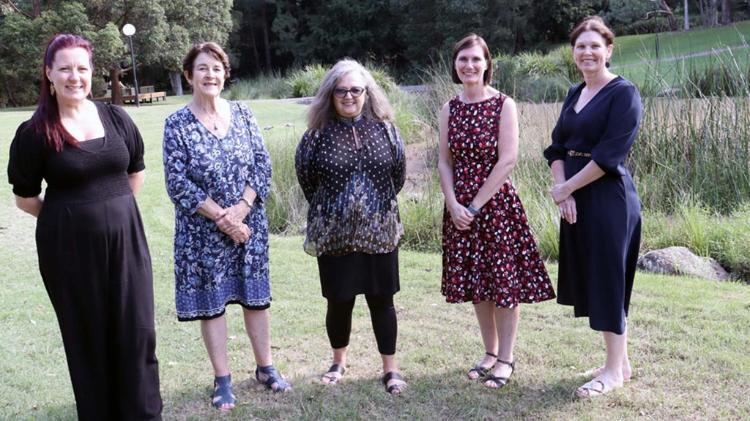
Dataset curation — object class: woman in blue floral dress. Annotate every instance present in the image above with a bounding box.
[163,42,290,411]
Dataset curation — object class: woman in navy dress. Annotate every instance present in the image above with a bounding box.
[163,42,290,411]
[544,17,642,398]
[7,34,162,419]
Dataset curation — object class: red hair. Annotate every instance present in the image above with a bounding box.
[32,34,93,152]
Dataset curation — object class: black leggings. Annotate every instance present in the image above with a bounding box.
[326,294,397,355]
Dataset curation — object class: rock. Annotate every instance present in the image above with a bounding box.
[637,246,730,281]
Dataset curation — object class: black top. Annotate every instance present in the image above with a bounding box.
[543,76,642,176]
[295,116,406,256]
[8,102,145,203]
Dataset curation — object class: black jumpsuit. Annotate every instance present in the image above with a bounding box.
[7,102,162,420]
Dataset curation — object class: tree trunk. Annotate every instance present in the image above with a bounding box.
[260,2,272,71]
[700,0,719,26]
[684,0,690,30]
[657,0,678,31]
[110,68,123,105]
[247,15,262,74]
[169,71,183,96]
[3,81,19,107]
[720,0,732,25]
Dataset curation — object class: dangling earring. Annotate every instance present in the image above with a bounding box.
[605,60,611,68]
[50,83,55,96]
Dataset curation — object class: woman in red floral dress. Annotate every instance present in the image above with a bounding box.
[438,33,556,389]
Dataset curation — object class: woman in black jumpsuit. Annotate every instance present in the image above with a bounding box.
[544,17,642,398]
[7,34,162,419]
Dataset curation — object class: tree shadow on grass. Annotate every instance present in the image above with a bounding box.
[164,367,588,419]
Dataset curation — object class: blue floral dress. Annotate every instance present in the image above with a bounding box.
[163,101,272,321]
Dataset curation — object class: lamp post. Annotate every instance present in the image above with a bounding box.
[122,23,140,107]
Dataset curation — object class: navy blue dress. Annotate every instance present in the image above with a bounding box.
[163,102,272,321]
[543,76,642,335]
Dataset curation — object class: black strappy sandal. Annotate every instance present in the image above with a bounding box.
[321,363,346,384]
[483,358,515,389]
[382,371,407,395]
[468,351,498,380]
[255,365,292,392]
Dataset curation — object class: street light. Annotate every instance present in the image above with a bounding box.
[122,23,140,107]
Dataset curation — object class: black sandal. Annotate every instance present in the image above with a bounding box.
[483,359,515,389]
[382,371,407,395]
[468,351,498,380]
[321,363,346,384]
[255,365,292,392]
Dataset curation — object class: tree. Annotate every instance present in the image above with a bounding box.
[0,1,118,106]
[161,0,233,96]
[684,0,690,30]
[698,0,720,26]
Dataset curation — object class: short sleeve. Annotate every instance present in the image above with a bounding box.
[7,121,44,198]
[543,85,579,166]
[590,84,643,175]
[295,129,319,203]
[107,103,145,173]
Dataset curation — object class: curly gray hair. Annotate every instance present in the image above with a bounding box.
[307,59,394,130]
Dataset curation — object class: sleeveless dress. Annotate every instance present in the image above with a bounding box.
[441,94,556,307]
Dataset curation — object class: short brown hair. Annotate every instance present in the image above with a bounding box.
[451,33,492,85]
[182,42,231,79]
[569,16,615,46]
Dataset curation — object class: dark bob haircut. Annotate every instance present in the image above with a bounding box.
[569,16,615,46]
[182,42,231,80]
[451,33,492,85]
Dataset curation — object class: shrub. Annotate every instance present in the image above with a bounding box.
[225,72,291,100]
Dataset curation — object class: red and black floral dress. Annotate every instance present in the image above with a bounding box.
[441,94,556,307]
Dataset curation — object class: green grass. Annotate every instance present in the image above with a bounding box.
[2,100,750,419]
[612,21,750,66]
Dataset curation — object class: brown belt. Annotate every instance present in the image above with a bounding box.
[568,150,592,158]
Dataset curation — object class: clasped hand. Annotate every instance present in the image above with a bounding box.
[448,202,474,231]
[549,183,577,224]
[215,203,252,244]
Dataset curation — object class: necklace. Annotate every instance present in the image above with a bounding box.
[194,102,220,131]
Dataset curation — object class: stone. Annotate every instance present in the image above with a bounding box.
[637,246,730,281]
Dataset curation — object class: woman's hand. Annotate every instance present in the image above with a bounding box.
[224,201,251,224]
[558,196,577,225]
[549,182,573,204]
[215,208,251,244]
[448,201,474,231]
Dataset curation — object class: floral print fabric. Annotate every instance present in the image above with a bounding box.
[295,116,406,257]
[163,101,272,320]
[441,95,556,307]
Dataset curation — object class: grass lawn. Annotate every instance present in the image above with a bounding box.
[1,100,749,419]
[612,20,750,66]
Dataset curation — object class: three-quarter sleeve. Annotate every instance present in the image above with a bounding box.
[591,84,642,175]
[387,123,406,194]
[108,104,145,173]
[162,117,209,214]
[7,121,44,198]
[238,103,272,204]
[295,129,319,203]
[543,86,578,166]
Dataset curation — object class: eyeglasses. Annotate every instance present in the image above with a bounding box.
[333,86,366,98]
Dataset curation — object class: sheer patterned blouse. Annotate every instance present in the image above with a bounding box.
[295,116,406,257]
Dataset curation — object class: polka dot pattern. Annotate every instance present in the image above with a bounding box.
[296,116,406,256]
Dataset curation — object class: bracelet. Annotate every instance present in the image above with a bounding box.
[239,198,252,209]
[466,204,481,216]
